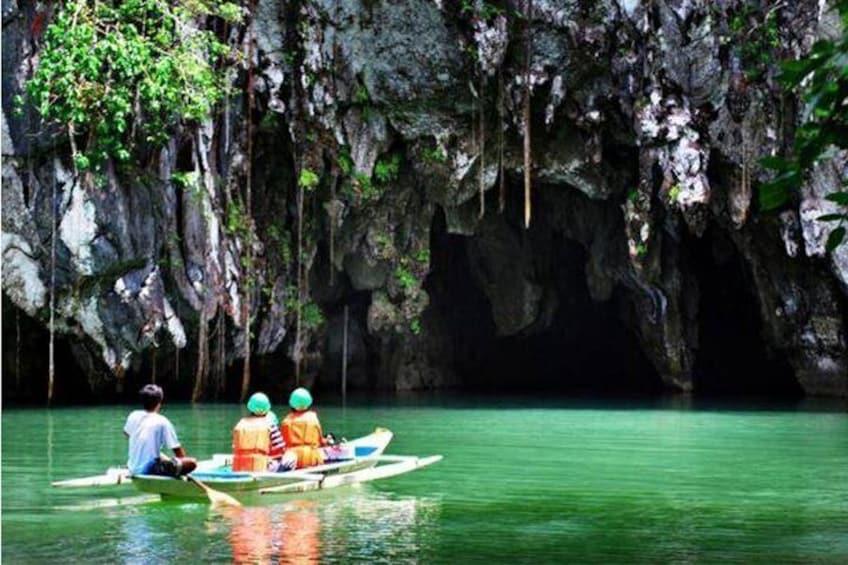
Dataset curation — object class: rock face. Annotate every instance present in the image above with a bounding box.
[2,0,847,400]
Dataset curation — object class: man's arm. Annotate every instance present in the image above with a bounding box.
[123,411,139,439]
[162,419,186,456]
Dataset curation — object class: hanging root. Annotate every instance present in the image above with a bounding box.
[240,0,258,402]
[498,70,505,214]
[192,310,208,403]
[522,0,533,229]
[479,74,486,220]
[48,162,57,405]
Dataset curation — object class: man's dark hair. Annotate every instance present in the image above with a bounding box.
[140,384,164,411]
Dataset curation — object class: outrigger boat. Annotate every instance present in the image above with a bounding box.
[52,429,441,501]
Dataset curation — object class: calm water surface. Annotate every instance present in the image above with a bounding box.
[3,396,848,563]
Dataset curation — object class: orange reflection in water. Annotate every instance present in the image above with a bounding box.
[281,502,321,565]
[223,501,321,564]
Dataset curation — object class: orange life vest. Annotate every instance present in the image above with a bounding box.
[281,410,325,468]
[232,416,272,472]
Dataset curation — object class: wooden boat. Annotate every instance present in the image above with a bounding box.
[52,428,442,501]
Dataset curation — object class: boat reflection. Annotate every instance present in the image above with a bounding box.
[221,488,440,563]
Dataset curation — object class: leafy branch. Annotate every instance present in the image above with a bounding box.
[760,0,848,250]
[17,0,241,173]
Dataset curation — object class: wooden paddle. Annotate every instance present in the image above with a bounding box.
[186,475,242,508]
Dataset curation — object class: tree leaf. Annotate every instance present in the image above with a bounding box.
[759,155,787,171]
[826,226,846,252]
[759,183,791,211]
[825,191,848,205]
[817,214,847,222]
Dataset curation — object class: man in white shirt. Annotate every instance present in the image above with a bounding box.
[124,384,197,476]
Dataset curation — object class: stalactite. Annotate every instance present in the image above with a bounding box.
[240,1,257,402]
[522,0,533,229]
[498,69,506,214]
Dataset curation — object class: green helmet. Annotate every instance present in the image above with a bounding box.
[289,387,313,410]
[247,392,271,415]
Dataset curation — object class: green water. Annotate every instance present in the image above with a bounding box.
[3,397,848,563]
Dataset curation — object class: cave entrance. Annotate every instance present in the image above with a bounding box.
[689,226,801,397]
[426,209,662,394]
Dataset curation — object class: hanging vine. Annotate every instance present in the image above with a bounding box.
[478,73,487,220]
[498,69,506,213]
[47,165,57,405]
[240,0,257,402]
[522,0,533,229]
[214,311,226,398]
[15,307,21,390]
[191,310,208,403]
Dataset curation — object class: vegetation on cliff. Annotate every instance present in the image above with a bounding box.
[761,0,848,250]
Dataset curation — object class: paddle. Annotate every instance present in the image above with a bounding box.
[185,475,242,508]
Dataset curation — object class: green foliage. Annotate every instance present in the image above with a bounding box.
[338,148,354,176]
[827,226,847,252]
[760,0,848,249]
[415,248,431,264]
[284,284,324,329]
[667,183,682,204]
[349,171,378,200]
[410,318,422,335]
[266,223,292,265]
[372,232,395,259]
[374,153,401,184]
[23,0,241,172]
[395,266,417,291]
[352,83,371,119]
[338,150,400,203]
[298,168,320,191]
[725,2,781,80]
[285,284,299,312]
[171,170,198,190]
[422,146,447,163]
[259,112,281,132]
[461,0,504,21]
[301,302,324,329]
[225,199,249,238]
[353,84,370,105]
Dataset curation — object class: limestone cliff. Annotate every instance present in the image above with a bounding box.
[2,0,846,401]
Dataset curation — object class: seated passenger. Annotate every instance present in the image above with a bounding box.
[281,388,327,469]
[124,384,197,477]
[232,392,285,472]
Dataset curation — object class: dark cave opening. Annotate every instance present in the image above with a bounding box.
[426,208,663,394]
[688,226,801,397]
[1,297,93,405]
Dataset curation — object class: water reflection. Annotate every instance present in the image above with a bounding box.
[218,489,439,563]
[222,500,321,564]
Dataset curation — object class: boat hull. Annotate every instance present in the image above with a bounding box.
[131,429,393,499]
